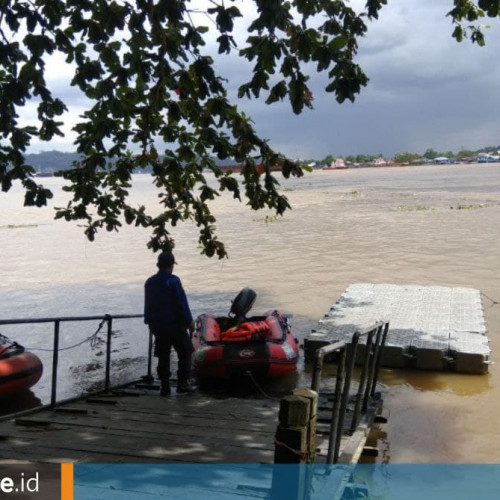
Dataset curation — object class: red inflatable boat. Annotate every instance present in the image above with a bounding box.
[0,334,43,398]
[192,288,299,379]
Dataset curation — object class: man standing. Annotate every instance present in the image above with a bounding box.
[144,250,195,395]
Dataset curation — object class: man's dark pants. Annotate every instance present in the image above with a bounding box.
[151,327,194,384]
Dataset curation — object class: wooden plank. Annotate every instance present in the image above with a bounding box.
[86,394,280,420]
[1,430,274,463]
[0,392,278,464]
[101,405,277,431]
[3,420,275,452]
[14,410,276,438]
[0,389,382,466]
[0,446,171,464]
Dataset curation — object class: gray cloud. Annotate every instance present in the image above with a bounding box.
[26,0,500,158]
[230,0,500,158]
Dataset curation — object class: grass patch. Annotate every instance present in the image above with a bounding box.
[253,215,279,224]
[454,204,485,210]
[397,205,432,211]
[1,223,38,229]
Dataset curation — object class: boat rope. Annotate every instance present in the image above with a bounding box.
[0,333,21,356]
[0,345,13,357]
[244,370,281,401]
[481,292,499,307]
[273,438,310,461]
[5,316,111,353]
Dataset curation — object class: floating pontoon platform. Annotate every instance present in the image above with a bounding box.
[304,283,491,374]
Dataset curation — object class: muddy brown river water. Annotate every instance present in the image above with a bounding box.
[1,163,499,463]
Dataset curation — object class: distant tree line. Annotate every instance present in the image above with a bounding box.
[26,151,82,174]
[26,144,500,175]
[25,151,254,174]
[315,146,500,166]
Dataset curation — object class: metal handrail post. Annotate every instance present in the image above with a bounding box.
[1,312,146,413]
[105,315,113,392]
[350,331,374,432]
[363,325,382,410]
[334,336,358,461]
[50,320,60,407]
[311,341,346,393]
[311,350,325,393]
[369,322,389,397]
[308,322,389,464]
[327,346,346,464]
[362,330,376,411]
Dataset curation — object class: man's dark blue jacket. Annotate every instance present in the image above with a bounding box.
[144,270,193,330]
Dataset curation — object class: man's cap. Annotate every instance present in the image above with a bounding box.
[157,250,177,267]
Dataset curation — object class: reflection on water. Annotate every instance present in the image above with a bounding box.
[359,425,391,465]
[378,368,493,396]
[0,390,42,416]
[1,164,500,462]
[301,362,493,397]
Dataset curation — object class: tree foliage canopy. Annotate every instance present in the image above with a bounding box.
[1,0,499,257]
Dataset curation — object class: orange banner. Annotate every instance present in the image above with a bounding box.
[61,463,73,500]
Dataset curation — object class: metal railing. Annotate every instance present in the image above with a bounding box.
[310,321,389,463]
[0,313,149,408]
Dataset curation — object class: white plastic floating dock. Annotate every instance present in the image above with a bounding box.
[304,283,491,374]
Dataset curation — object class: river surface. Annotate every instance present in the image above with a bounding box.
[1,163,499,463]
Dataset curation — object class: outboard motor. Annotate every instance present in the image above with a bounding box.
[229,287,257,324]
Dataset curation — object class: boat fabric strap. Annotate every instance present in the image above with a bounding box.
[221,320,272,342]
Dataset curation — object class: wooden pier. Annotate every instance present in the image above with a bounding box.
[0,313,387,498]
[0,390,277,464]
[0,385,383,465]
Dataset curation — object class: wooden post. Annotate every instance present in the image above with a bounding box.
[272,389,318,500]
[274,394,309,463]
[292,388,318,462]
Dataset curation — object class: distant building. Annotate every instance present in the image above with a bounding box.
[372,158,387,167]
[410,158,428,165]
[434,156,451,164]
[477,153,500,163]
[322,158,347,170]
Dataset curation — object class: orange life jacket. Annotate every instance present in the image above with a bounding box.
[221,320,272,341]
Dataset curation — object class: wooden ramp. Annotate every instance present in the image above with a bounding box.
[315,392,383,464]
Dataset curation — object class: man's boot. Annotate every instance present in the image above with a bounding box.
[176,379,195,394]
[160,379,171,396]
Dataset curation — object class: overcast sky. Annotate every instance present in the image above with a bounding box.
[28,0,500,160]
